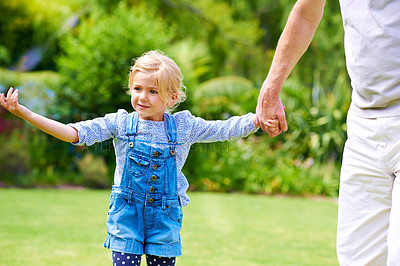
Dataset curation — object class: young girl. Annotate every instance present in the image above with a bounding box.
[0,50,279,266]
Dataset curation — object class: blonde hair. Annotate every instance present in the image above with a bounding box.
[128,50,186,110]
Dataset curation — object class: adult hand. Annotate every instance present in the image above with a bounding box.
[256,84,287,137]
[254,0,325,137]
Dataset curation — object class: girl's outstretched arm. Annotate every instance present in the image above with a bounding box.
[0,87,79,143]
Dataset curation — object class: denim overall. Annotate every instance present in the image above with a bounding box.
[104,112,183,257]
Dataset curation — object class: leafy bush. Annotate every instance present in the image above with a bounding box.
[0,125,84,187]
[0,131,30,185]
[76,153,110,188]
[184,136,340,197]
[184,75,348,197]
[56,2,175,116]
[0,68,60,90]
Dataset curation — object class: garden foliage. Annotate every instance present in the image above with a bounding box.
[0,0,347,196]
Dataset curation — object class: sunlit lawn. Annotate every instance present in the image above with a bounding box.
[0,189,338,265]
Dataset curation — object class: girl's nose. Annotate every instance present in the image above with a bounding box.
[139,91,148,101]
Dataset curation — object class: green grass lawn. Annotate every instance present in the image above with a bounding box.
[0,189,338,265]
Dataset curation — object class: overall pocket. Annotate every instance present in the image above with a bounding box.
[108,193,128,215]
[129,154,150,177]
[153,204,183,244]
[167,204,183,222]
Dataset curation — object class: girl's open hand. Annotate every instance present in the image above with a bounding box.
[1,87,78,142]
[0,87,25,118]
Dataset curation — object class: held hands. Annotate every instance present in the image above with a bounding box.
[256,86,288,137]
[264,119,280,136]
[0,87,27,118]
[252,115,280,136]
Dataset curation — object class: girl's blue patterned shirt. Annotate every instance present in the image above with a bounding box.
[68,109,258,207]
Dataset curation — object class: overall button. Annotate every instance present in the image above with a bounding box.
[170,149,175,156]
[128,142,134,148]
[148,198,154,203]
[151,175,157,181]
[153,151,159,157]
[149,187,155,193]
[152,164,158,170]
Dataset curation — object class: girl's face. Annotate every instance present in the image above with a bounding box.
[130,72,174,121]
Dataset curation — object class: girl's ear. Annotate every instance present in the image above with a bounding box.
[166,93,178,108]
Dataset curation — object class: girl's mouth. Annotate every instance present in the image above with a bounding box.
[138,104,150,109]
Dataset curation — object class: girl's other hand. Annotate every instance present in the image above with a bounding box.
[0,87,25,118]
[264,119,280,136]
[1,87,78,142]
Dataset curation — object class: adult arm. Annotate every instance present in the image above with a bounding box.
[0,87,79,143]
[256,0,326,136]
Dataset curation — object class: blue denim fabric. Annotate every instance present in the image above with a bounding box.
[104,113,183,257]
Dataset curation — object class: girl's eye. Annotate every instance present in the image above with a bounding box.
[133,87,141,91]
[150,90,158,94]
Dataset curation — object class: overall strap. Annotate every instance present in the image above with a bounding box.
[163,113,177,143]
[126,112,139,136]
